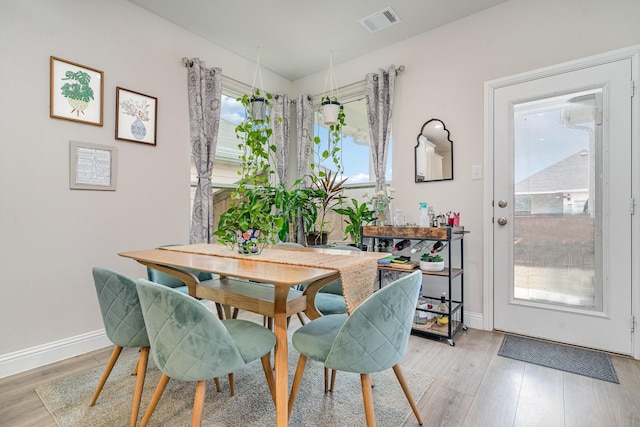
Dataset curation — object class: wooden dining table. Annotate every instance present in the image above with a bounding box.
[119,243,383,426]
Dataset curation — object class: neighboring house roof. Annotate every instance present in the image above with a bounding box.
[515,149,589,194]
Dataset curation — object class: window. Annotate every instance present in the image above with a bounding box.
[313,96,392,185]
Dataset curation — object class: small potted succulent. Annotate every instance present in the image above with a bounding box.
[420,253,445,271]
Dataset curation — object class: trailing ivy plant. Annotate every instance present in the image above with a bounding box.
[214,89,282,253]
[308,96,347,242]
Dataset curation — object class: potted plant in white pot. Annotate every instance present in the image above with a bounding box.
[321,96,341,125]
[420,253,445,271]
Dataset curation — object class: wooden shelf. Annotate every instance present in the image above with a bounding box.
[378,264,463,278]
[361,225,465,241]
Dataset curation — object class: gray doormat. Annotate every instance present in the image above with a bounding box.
[498,334,619,383]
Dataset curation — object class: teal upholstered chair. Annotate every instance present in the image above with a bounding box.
[288,270,424,426]
[146,265,216,295]
[146,246,234,319]
[90,267,150,427]
[136,279,277,427]
[313,245,362,315]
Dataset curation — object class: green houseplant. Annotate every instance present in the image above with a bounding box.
[307,97,347,245]
[214,88,281,253]
[273,178,321,243]
[420,253,445,271]
[333,198,376,247]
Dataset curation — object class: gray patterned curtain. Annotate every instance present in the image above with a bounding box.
[187,58,222,243]
[296,94,314,243]
[365,65,396,196]
[271,93,290,184]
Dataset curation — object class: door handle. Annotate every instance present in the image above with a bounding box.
[498,200,508,208]
[497,217,508,226]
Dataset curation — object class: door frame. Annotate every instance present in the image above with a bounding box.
[483,45,640,359]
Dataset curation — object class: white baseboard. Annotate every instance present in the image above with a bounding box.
[0,330,111,379]
[463,310,484,330]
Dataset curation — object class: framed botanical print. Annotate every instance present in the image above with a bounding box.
[115,87,158,145]
[50,56,104,126]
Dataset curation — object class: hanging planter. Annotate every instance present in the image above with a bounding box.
[321,98,341,125]
[320,51,342,125]
[249,47,268,122]
[250,96,267,121]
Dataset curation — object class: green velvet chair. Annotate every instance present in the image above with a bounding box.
[146,246,232,319]
[135,279,277,427]
[312,245,362,316]
[146,265,216,295]
[90,267,150,427]
[288,270,424,426]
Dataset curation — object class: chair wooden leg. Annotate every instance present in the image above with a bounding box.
[192,380,207,427]
[324,368,329,393]
[89,345,123,406]
[228,373,235,396]
[360,373,376,427]
[296,312,307,325]
[232,307,239,319]
[140,373,170,427]
[130,347,149,427]
[260,353,276,404]
[215,303,225,319]
[330,369,337,392]
[213,377,222,392]
[287,354,308,417]
[132,353,139,375]
[392,364,423,425]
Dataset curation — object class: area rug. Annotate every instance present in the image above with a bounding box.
[498,334,619,383]
[37,349,433,426]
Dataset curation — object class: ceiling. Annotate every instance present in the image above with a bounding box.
[127,0,508,81]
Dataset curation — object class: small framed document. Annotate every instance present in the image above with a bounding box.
[69,141,117,190]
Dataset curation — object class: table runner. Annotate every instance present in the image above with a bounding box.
[162,243,379,313]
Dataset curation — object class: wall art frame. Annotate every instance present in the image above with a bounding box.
[69,141,117,191]
[115,87,158,145]
[50,56,104,126]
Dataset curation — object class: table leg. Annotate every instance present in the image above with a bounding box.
[272,286,290,427]
[301,275,338,321]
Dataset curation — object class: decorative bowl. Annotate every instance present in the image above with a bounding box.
[419,260,445,271]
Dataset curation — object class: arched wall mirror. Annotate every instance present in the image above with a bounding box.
[415,118,453,182]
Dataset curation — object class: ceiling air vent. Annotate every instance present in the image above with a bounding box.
[359,7,401,33]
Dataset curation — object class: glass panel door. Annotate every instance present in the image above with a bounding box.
[513,89,602,312]
[492,56,632,354]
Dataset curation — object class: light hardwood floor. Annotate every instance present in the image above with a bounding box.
[3,313,640,426]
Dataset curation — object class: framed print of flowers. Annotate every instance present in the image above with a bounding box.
[50,56,104,126]
[115,87,157,145]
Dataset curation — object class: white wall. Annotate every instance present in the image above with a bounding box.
[0,0,290,376]
[295,0,640,322]
[2,0,640,376]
